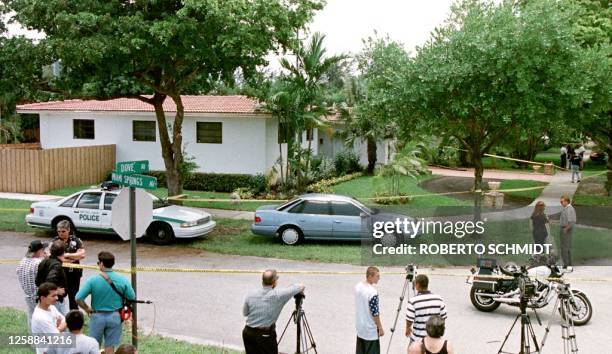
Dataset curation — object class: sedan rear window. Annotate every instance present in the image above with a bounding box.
[60,195,79,208]
[290,200,330,215]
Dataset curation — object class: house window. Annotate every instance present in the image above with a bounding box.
[73,119,94,139]
[133,120,156,142]
[278,123,287,144]
[306,128,313,141]
[196,122,222,144]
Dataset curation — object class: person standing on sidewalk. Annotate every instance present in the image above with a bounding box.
[559,196,577,268]
[355,266,384,354]
[53,220,86,310]
[570,153,582,183]
[560,145,567,170]
[16,240,48,332]
[36,240,69,315]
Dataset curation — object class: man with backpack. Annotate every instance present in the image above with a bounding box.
[76,251,135,354]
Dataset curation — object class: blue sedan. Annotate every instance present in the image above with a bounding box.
[251,193,415,245]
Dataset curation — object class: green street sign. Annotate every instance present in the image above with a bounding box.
[116,160,149,174]
[111,171,157,190]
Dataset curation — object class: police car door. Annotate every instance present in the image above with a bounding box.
[72,192,103,231]
[100,192,117,232]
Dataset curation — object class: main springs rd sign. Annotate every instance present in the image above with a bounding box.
[111,160,157,190]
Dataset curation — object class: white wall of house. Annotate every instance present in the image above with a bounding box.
[38,111,280,174]
[317,124,391,167]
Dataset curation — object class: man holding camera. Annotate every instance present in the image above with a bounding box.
[242,269,305,354]
[355,266,384,354]
[406,275,447,345]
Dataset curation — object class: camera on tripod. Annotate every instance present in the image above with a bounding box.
[294,292,305,308]
[406,263,417,281]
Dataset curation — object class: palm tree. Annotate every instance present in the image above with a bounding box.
[265,32,346,192]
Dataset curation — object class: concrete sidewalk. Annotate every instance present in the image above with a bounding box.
[428,166,553,182]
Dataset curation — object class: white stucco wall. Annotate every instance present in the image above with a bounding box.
[39,111,278,174]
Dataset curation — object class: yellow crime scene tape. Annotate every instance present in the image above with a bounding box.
[2,258,611,282]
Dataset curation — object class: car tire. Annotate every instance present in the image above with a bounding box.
[52,217,76,235]
[380,232,403,247]
[279,226,302,246]
[147,222,175,245]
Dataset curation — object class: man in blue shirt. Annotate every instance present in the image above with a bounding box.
[76,252,135,354]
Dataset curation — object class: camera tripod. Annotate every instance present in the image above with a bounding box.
[540,283,578,353]
[386,265,416,354]
[278,293,318,354]
[498,295,541,354]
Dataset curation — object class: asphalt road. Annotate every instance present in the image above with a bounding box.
[1,231,611,354]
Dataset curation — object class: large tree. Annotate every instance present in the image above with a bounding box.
[3,0,324,195]
[564,0,611,193]
[398,0,594,217]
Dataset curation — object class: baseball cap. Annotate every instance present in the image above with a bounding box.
[26,240,48,257]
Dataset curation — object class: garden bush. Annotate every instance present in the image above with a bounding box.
[334,150,362,175]
[145,171,267,193]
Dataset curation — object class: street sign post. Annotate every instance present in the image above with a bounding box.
[110,161,157,349]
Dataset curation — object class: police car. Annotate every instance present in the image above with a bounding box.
[25,184,216,245]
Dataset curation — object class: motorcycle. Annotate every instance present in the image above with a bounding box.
[466,258,593,326]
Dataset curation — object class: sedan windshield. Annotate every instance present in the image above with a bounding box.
[351,197,374,214]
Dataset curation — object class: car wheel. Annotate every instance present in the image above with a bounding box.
[52,217,76,235]
[380,232,401,247]
[147,222,175,245]
[280,226,302,246]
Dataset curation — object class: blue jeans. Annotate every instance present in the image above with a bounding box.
[89,311,122,348]
[571,165,580,182]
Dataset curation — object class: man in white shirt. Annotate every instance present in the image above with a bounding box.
[31,282,66,354]
[355,266,384,354]
[48,310,99,354]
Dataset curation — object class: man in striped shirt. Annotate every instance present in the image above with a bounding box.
[16,240,48,332]
[405,274,447,344]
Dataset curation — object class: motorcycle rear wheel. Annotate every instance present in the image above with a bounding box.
[470,287,501,312]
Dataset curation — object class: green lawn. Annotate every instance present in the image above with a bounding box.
[332,175,471,217]
[573,174,612,206]
[179,218,362,264]
[0,199,39,233]
[499,180,547,201]
[179,218,611,266]
[0,307,239,353]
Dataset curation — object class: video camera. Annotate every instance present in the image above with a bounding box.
[294,292,305,308]
[406,264,417,281]
[500,263,536,299]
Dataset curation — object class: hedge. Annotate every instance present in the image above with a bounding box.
[145,171,264,192]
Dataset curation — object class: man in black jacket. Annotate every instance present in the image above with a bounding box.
[36,240,69,315]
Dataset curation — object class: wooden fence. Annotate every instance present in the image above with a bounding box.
[0,145,115,194]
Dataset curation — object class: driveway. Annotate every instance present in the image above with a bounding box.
[1,232,611,353]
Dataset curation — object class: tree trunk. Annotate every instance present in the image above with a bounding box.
[152,92,184,196]
[366,135,377,174]
[606,146,612,196]
[472,151,484,221]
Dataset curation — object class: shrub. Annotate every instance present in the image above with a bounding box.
[144,171,266,193]
[334,150,362,175]
[310,155,336,181]
[372,191,410,205]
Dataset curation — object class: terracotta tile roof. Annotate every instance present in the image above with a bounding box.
[16,95,263,114]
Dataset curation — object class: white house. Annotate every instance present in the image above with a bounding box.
[17,95,390,175]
